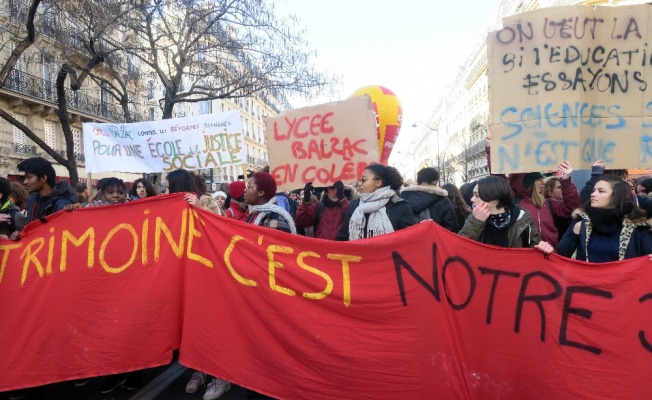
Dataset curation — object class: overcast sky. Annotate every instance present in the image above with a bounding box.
[275,0,504,157]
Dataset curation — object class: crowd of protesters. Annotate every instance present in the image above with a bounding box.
[4,154,652,400]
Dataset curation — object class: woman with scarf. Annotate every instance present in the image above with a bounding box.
[336,164,415,241]
[459,176,554,254]
[557,174,652,262]
[244,171,297,234]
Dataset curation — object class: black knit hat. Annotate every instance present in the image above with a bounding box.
[522,172,544,189]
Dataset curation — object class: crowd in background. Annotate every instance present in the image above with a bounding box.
[3,154,652,400]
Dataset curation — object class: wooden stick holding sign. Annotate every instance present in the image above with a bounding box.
[265,96,379,191]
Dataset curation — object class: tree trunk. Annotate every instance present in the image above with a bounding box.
[56,65,79,185]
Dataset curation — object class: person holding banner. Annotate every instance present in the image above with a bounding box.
[558,174,652,262]
[244,171,297,234]
[0,177,26,240]
[459,176,554,254]
[336,164,415,241]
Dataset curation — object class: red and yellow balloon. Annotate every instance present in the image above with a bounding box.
[349,85,403,165]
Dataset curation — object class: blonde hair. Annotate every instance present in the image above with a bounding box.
[529,185,545,208]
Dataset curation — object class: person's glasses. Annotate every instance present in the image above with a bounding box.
[246,186,257,191]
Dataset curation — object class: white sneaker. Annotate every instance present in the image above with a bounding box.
[185,371,206,394]
[203,378,232,400]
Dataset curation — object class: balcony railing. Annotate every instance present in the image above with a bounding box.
[3,69,143,122]
[13,142,37,155]
[54,149,85,162]
[247,155,267,166]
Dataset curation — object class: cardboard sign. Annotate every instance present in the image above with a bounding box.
[265,97,379,191]
[1,197,652,399]
[488,5,652,173]
[83,113,244,173]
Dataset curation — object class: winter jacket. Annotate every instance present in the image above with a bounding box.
[557,210,652,262]
[25,181,77,223]
[400,185,459,232]
[0,201,26,236]
[509,173,581,248]
[247,211,294,234]
[295,198,350,240]
[225,200,248,221]
[458,204,542,248]
[335,195,416,241]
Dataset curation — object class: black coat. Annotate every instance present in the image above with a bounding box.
[336,195,415,241]
[399,185,459,232]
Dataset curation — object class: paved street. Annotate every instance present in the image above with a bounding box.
[0,363,275,400]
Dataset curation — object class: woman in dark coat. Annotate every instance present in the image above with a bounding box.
[558,174,652,262]
[336,164,415,241]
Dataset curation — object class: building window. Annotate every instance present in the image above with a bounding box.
[44,120,56,149]
[147,81,154,100]
[72,127,81,154]
[12,113,26,145]
[148,107,155,121]
[199,101,211,115]
[197,43,207,62]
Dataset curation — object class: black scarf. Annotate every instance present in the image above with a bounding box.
[584,205,624,235]
[481,206,514,247]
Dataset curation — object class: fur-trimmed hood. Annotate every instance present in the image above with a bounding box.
[400,185,448,196]
[400,185,449,213]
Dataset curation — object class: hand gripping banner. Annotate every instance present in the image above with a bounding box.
[1,194,651,399]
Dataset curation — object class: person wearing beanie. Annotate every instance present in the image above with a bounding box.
[244,172,296,234]
[225,181,248,221]
[212,190,227,211]
[508,161,581,248]
[295,180,350,240]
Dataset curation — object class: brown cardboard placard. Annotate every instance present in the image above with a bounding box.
[265,96,379,191]
[488,5,652,173]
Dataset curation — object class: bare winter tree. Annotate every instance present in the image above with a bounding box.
[0,0,140,184]
[0,0,335,184]
[115,0,335,119]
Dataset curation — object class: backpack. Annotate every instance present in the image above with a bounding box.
[416,207,432,222]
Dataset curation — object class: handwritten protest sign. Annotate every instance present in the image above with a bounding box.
[83,113,244,173]
[265,97,379,191]
[488,5,652,173]
[1,196,652,399]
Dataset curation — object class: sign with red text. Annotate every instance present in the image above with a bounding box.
[83,112,244,173]
[1,196,651,399]
[488,5,652,173]
[265,97,379,191]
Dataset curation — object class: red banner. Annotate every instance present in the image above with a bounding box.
[1,194,651,399]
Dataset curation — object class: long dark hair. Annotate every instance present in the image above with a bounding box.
[443,183,470,216]
[167,169,198,194]
[594,174,646,219]
[129,178,157,198]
